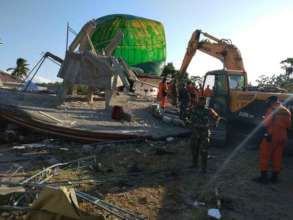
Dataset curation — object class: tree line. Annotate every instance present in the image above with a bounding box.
[255,58,293,92]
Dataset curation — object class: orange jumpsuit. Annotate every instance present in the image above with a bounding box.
[204,86,213,97]
[260,103,291,172]
[157,82,168,109]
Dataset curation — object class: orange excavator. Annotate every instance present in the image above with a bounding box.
[177,30,293,144]
[180,30,245,75]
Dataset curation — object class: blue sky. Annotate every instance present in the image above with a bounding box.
[1,0,293,83]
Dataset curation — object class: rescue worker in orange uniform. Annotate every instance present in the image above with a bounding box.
[203,85,213,97]
[204,85,213,107]
[254,96,291,184]
[157,77,168,109]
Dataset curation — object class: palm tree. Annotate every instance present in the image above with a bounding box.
[7,58,29,80]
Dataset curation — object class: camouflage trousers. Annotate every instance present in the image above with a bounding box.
[190,129,210,171]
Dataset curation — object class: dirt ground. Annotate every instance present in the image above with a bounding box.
[1,127,293,220]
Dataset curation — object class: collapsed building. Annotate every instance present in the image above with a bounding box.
[43,14,167,106]
[92,14,166,98]
[0,14,189,143]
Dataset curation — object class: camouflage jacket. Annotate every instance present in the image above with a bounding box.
[188,106,219,130]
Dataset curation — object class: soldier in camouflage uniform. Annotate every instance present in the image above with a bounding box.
[188,96,220,173]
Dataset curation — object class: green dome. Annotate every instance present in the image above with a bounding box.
[91,14,166,76]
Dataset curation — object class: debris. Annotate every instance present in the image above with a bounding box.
[135,148,143,154]
[173,118,185,127]
[3,129,17,142]
[12,140,59,151]
[76,190,147,220]
[166,137,175,142]
[192,200,206,208]
[162,116,172,123]
[128,163,143,173]
[19,155,97,185]
[110,186,121,193]
[122,111,132,122]
[0,185,25,195]
[6,165,24,180]
[208,208,222,219]
[138,196,148,205]
[18,163,63,191]
[215,188,222,209]
[12,146,26,150]
[46,157,59,165]
[94,162,104,172]
[206,188,222,219]
[1,212,10,217]
[162,115,186,127]
[26,186,105,220]
[208,155,216,160]
[150,103,163,118]
[82,144,94,153]
[155,147,175,155]
[38,111,63,124]
[0,105,146,142]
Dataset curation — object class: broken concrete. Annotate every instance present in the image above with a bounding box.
[0,89,190,142]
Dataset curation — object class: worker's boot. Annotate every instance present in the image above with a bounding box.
[270,172,279,184]
[253,171,269,184]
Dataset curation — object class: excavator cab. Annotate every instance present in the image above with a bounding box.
[203,69,247,117]
[203,70,230,116]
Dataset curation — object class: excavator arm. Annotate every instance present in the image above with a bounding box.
[179,30,201,74]
[179,30,245,74]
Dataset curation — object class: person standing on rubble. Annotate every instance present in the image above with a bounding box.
[187,96,221,173]
[254,96,291,184]
[157,77,168,109]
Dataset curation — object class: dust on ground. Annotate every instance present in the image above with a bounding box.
[1,128,293,220]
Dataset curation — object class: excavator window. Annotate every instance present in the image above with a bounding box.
[204,75,215,90]
[228,75,245,90]
[204,73,227,95]
[203,73,228,114]
[215,74,227,94]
